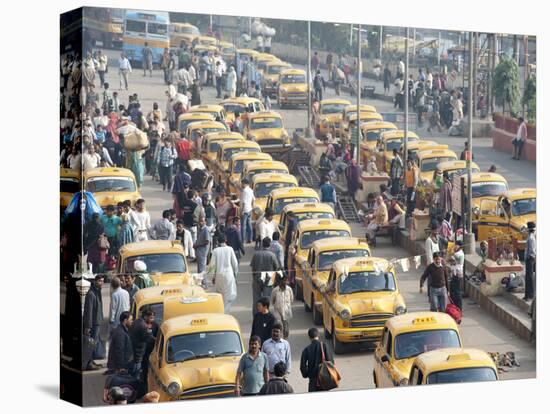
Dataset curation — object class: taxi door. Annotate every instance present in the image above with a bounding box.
[477,198,509,241]
[302,249,315,311]
[373,327,396,387]
[148,333,164,394]
[321,270,337,336]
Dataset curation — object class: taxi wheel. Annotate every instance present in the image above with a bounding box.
[312,302,323,326]
[304,295,312,312]
[332,322,345,354]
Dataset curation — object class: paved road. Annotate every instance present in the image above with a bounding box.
[71,51,535,406]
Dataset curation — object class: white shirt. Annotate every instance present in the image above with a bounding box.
[240,186,255,214]
[208,245,238,304]
[425,236,440,265]
[118,57,132,71]
[258,217,276,240]
[98,54,108,72]
[271,285,294,321]
[82,153,101,171]
[67,154,81,170]
[129,209,151,241]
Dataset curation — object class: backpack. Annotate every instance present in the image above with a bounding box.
[314,75,322,89]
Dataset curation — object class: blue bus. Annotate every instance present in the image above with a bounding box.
[123,10,170,66]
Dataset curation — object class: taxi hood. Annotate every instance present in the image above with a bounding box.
[281,84,306,92]
[166,357,240,389]
[151,273,192,286]
[250,129,286,139]
[344,293,397,315]
[93,192,136,207]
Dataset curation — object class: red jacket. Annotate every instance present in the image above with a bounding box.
[176,139,191,161]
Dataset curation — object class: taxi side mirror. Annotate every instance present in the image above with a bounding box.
[381,354,390,363]
[499,212,505,219]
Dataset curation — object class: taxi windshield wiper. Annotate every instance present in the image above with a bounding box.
[213,351,240,357]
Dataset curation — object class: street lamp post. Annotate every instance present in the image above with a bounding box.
[403,28,409,165]
[465,31,475,254]
[356,24,361,163]
[306,20,312,138]
[379,26,383,59]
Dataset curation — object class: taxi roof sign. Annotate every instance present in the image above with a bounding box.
[447,353,471,362]
[191,318,208,325]
[318,220,332,225]
[180,297,208,304]
[412,316,436,324]
[161,288,183,295]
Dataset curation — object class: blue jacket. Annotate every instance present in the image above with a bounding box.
[320,183,337,204]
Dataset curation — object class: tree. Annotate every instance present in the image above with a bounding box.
[492,56,521,116]
[522,74,536,124]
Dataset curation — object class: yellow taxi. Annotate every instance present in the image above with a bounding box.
[374,130,420,172]
[148,313,244,401]
[245,111,291,152]
[301,238,371,325]
[314,98,352,138]
[278,68,308,107]
[321,257,406,354]
[237,48,260,62]
[226,152,273,194]
[201,131,244,171]
[333,104,378,138]
[83,167,141,208]
[214,141,262,189]
[465,172,508,213]
[373,312,462,387]
[264,187,321,226]
[254,53,280,74]
[401,140,441,162]
[177,112,215,137]
[359,122,398,165]
[186,120,228,145]
[278,202,336,250]
[220,96,265,126]
[417,148,458,183]
[242,160,289,184]
[188,104,227,122]
[251,173,298,216]
[130,285,224,325]
[117,240,192,286]
[218,41,236,62]
[436,160,480,181]
[476,188,536,250]
[194,35,218,47]
[408,348,498,386]
[262,60,292,97]
[288,219,352,302]
[170,22,200,48]
[60,168,80,211]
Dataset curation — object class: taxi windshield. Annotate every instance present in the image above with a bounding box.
[61,178,80,193]
[222,103,246,114]
[447,167,480,180]
[209,139,234,153]
[318,249,370,270]
[248,169,287,180]
[192,127,225,139]
[421,157,456,172]
[295,212,334,222]
[394,329,461,359]
[274,197,318,214]
[180,119,210,133]
[471,182,508,197]
[254,182,296,198]
[338,271,396,294]
[250,117,283,129]
[166,331,243,363]
[281,74,306,83]
[86,176,136,192]
[512,198,536,216]
[426,367,497,384]
[176,26,199,35]
[268,65,287,74]
[124,253,186,274]
[224,147,260,161]
[321,104,347,114]
[300,230,350,249]
[366,129,393,141]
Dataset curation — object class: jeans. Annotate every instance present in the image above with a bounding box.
[406,187,415,217]
[196,248,208,273]
[315,88,323,101]
[450,277,462,310]
[119,69,129,89]
[525,256,535,299]
[163,68,170,84]
[391,178,400,196]
[241,212,253,243]
[158,165,173,190]
[215,76,223,97]
[429,286,448,312]
[98,70,105,86]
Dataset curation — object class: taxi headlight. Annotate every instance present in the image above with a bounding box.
[340,309,351,320]
[167,381,181,396]
[395,305,407,315]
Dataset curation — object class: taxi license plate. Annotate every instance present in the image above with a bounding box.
[362,330,381,337]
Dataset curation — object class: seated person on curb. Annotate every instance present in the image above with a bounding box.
[387,197,405,227]
[366,195,388,242]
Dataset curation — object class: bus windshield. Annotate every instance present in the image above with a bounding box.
[126,20,146,33]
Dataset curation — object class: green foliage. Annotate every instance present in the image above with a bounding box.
[492,56,521,115]
[522,75,536,124]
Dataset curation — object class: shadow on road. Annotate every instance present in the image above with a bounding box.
[35,384,58,399]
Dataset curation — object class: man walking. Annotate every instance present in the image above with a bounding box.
[235,336,269,397]
[389,149,403,196]
[194,215,211,274]
[107,311,134,374]
[123,274,139,308]
[215,61,224,98]
[319,175,337,210]
[404,158,419,217]
[300,327,333,392]
[250,238,280,317]
[258,362,294,394]
[512,117,528,160]
[109,277,130,334]
[150,210,176,240]
[420,252,449,312]
[83,275,105,371]
[261,323,291,378]
[240,178,255,244]
[97,50,108,86]
[251,297,276,345]
[118,52,132,91]
[313,70,325,101]
[524,222,536,300]
[209,233,239,312]
[141,42,153,77]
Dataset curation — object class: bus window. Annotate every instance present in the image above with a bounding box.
[148,22,167,35]
[126,20,145,33]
